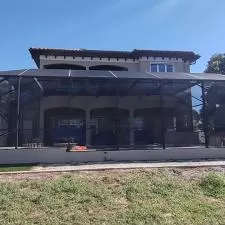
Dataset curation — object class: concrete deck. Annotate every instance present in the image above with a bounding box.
[0,146,225,165]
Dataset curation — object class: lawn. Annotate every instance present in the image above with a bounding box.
[0,168,225,224]
[0,164,34,172]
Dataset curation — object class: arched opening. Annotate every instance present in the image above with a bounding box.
[134,108,175,145]
[44,107,85,146]
[89,65,128,71]
[44,64,86,70]
[90,107,129,146]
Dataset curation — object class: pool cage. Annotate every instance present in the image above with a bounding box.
[0,69,225,150]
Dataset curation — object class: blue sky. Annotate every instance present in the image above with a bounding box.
[0,0,224,71]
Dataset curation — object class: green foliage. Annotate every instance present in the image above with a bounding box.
[205,53,225,74]
[201,53,225,131]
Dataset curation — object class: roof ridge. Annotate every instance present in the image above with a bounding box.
[30,47,196,54]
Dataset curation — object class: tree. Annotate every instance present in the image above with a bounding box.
[205,53,225,74]
[203,53,225,132]
[192,109,200,130]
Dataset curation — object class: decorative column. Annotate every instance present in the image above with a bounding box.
[129,109,134,146]
[86,109,91,147]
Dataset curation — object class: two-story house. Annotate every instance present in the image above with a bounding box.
[0,47,201,148]
[23,48,199,147]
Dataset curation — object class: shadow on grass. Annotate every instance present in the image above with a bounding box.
[0,163,38,172]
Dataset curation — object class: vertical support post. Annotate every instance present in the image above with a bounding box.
[129,109,134,147]
[201,81,209,148]
[16,77,21,149]
[115,87,119,150]
[85,109,91,147]
[190,94,194,132]
[67,76,72,149]
[160,81,166,149]
[190,107,194,132]
[37,98,41,139]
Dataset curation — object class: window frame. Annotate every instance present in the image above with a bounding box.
[166,64,174,72]
[150,64,158,72]
[150,63,174,72]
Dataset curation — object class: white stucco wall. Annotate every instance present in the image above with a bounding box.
[0,148,224,165]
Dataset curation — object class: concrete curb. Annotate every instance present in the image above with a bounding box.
[1,160,225,175]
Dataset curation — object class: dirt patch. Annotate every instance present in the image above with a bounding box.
[1,167,225,183]
[180,166,225,180]
[0,171,71,182]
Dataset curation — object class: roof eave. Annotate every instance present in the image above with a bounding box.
[29,48,201,67]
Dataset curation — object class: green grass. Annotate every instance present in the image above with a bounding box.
[0,164,34,172]
[199,173,225,197]
[1,169,225,224]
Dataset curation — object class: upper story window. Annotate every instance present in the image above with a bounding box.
[89,65,128,71]
[150,64,174,72]
[44,64,86,70]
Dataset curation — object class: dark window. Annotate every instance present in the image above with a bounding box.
[159,64,166,72]
[150,64,158,72]
[44,64,86,70]
[89,65,128,71]
[167,65,174,72]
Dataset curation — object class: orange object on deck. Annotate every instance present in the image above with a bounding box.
[72,145,87,151]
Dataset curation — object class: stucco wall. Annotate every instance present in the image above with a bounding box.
[37,95,192,145]
[0,148,224,165]
[39,95,179,131]
[40,59,139,71]
[39,58,190,73]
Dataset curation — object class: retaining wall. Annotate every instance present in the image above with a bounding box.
[0,147,225,165]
